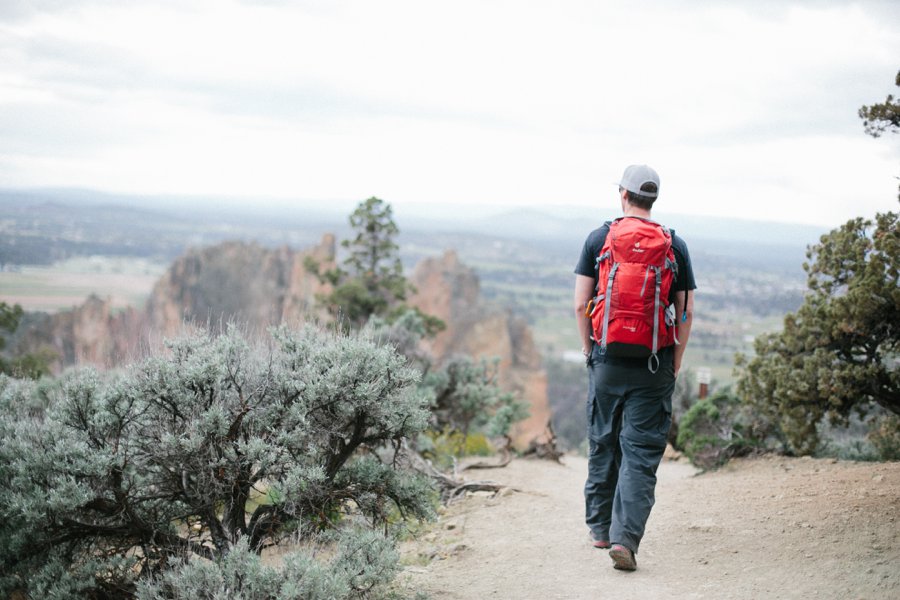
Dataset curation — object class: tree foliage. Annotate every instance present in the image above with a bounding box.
[0,301,22,340]
[366,312,528,444]
[0,326,433,598]
[0,301,53,379]
[867,413,900,461]
[315,198,414,329]
[423,356,527,440]
[859,70,900,138]
[736,212,900,454]
[313,197,523,450]
[735,71,900,456]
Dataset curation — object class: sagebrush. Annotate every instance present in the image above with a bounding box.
[0,325,433,598]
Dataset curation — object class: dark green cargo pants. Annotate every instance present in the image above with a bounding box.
[584,345,675,554]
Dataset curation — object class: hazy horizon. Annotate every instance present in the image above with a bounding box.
[1,1,898,228]
[2,185,830,250]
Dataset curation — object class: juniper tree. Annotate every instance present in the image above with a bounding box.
[735,72,900,455]
[736,211,900,454]
[312,198,414,329]
[858,70,900,139]
[0,325,434,598]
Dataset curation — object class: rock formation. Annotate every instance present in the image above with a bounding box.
[20,295,146,371]
[18,236,336,373]
[407,251,551,448]
[144,236,335,337]
[19,238,550,448]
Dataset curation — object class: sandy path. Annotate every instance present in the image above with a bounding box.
[399,455,899,599]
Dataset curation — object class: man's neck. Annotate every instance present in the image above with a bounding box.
[623,207,652,219]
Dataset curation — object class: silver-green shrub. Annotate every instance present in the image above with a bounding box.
[0,325,433,598]
[136,530,403,600]
[366,311,528,448]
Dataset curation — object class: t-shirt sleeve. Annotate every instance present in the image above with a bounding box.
[574,227,607,278]
[574,238,597,277]
[673,236,697,291]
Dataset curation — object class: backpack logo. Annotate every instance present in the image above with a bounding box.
[633,242,644,253]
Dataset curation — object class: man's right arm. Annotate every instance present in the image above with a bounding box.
[574,274,595,357]
[671,236,697,378]
[673,289,694,378]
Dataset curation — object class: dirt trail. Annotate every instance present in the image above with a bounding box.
[399,455,899,599]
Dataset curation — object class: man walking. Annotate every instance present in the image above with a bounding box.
[573,164,695,571]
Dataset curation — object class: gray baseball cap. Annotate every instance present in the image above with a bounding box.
[618,164,660,198]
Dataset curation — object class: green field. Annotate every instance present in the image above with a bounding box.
[0,256,166,313]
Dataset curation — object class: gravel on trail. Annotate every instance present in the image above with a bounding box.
[400,454,900,600]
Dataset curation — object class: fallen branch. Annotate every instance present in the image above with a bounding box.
[447,480,519,502]
[461,437,512,471]
[399,440,517,504]
[521,419,564,463]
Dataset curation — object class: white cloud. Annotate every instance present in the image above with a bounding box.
[0,0,897,226]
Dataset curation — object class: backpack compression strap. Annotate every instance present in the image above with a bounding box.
[598,262,618,355]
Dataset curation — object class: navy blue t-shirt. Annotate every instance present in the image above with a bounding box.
[575,217,696,363]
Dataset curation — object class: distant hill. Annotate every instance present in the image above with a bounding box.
[399,205,830,278]
[2,187,829,248]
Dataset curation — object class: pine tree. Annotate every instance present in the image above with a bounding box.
[316,197,413,329]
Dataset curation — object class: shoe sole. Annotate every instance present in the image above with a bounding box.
[591,540,611,549]
[609,546,636,571]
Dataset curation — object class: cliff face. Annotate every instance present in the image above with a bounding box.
[407,251,551,447]
[21,295,146,372]
[145,235,336,337]
[24,239,550,447]
[20,236,336,372]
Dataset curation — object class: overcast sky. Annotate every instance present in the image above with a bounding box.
[1,0,898,226]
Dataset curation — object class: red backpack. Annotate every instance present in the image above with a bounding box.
[587,217,678,372]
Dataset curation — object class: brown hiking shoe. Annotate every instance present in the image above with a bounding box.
[590,533,611,549]
[609,544,637,571]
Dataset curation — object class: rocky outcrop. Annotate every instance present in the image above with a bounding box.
[145,236,335,337]
[21,239,550,448]
[407,251,552,448]
[20,295,146,372]
[19,236,336,371]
